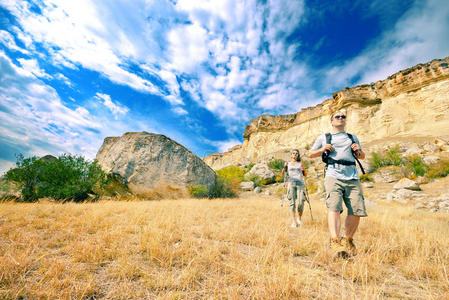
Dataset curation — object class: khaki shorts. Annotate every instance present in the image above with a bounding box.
[287,181,305,213]
[324,177,367,217]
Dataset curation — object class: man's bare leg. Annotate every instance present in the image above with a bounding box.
[328,210,341,238]
[344,215,360,238]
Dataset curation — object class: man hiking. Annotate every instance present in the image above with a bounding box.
[308,110,367,257]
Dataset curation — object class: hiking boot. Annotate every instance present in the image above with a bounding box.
[290,223,298,228]
[330,237,348,258]
[341,237,357,256]
[296,218,302,225]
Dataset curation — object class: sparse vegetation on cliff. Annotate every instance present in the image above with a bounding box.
[369,145,403,171]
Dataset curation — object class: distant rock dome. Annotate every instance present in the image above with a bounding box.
[96,132,216,192]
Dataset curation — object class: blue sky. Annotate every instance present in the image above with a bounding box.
[0,0,448,174]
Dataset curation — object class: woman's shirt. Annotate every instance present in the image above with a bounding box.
[287,162,304,183]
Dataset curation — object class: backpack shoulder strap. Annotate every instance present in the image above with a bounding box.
[325,133,332,144]
[347,133,355,143]
[347,133,366,175]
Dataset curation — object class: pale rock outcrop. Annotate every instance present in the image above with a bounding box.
[423,155,441,165]
[372,168,400,183]
[393,178,421,191]
[405,146,423,156]
[240,181,255,191]
[204,57,449,170]
[386,189,424,203]
[96,132,216,193]
[414,194,449,213]
[246,163,275,181]
[435,137,449,151]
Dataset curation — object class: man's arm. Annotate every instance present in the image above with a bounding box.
[308,144,334,158]
[350,143,365,160]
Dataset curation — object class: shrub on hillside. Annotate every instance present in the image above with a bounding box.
[426,160,449,179]
[207,177,237,198]
[245,163,255,172]
[216,165,245,183]
[369,145,403,172]
[5,154,107,202]
[268,159,285,171]
[246,174,262,187]
[359,174,374,182]
[188,185,209,198]
[404,155,429,177]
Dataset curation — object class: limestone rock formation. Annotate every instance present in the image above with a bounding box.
[96,132,216,193]
[240,181,255,191]
[204,56,449,170]
[393,178,421,191]
[246,163,275,181]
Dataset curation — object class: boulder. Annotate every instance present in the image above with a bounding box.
[240,181,255,191]
[423,155,441,165]
[372,168,400,183]
[405,146,423,156]
[386,188,423,203]
[254,186,262,194]
[423,143,440,153]
[435,137,449,151]
[247,163,275,181]
[362,183,374,188]
[96,132,216,193]
[393,178,421,191]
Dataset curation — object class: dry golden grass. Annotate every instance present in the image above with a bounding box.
[1,196,448,299]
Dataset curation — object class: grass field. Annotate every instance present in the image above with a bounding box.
[1,196,448,299]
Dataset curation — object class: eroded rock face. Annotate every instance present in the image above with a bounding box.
[96,132,216,192]
[204,56,449,170]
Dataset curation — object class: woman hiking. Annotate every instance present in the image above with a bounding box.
[282,149,307,228]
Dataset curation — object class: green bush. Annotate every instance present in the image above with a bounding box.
[207,177,236,198]
[359,174,374,182]
[404,155,428,177]
[268,159,285,171]
[246,174,262,187]
[245,163,255,172]
[188,185,209,198]
[426,160,449,179]
[216,165,245,183]
[369,145,403,172]
[5,153,106,202]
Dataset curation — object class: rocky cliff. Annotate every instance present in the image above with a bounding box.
[204,57,449,170]
[96,132,216,193]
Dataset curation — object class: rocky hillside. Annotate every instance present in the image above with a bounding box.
[204,56,449,169]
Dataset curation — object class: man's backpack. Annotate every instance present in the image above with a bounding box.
[321,133,365,174]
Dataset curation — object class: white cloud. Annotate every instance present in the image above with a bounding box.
[166,22,209,72]
[95,93,129,120]
[0,159,16,176]
[213,138,242,153]
[17,58,52,79]
[0,30,29,54]
[172,106,188,115]
[0,51,136,162]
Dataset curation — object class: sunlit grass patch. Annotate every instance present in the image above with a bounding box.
[0,198,448,299]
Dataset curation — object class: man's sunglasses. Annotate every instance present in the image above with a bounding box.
[334,115,346,119]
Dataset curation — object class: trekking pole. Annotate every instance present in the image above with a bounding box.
[303,177,314,221]
[281,172,287,217]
